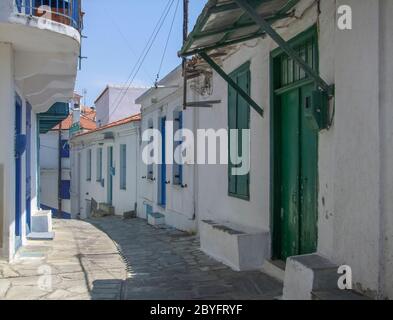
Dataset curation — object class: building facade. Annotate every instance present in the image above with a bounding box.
[70,115,141,219]
[136,66,198,232]
[179,0,393,299]
[0,0,82,260]
[39,100,96,219]
[95,85,147,127]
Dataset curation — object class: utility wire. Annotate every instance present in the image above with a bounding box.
[155,0,181,87]
[105,9,155,84]
[105,0,176,123]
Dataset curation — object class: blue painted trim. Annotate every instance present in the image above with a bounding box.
[15,93,23,249]
[40,204,71,220]
[26,102,32,234]
[159,117,167,207]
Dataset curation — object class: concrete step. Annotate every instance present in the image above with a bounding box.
[97,203,115,216]
[283,254,341,300]
[31,210,53,233]
[312,289,370,300]
[27,232,55,240]
[123,210,137,219]
[147,212,165,226]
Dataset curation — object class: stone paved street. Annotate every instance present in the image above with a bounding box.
[0,217,282,300]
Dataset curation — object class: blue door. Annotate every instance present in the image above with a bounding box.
[26,103,32,233]
[159,117,167,207]
[15,95,23,249]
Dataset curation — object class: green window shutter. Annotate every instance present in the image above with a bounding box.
[228,63,250,200]
[120,144,127,190]
[228,84,237,195]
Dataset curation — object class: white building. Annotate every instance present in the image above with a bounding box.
[95,85,147,127]
[0,0,82,260]
[39,100,96,219]
[70,114,141,219]
[135,66,198,232]
[179,0,393,299]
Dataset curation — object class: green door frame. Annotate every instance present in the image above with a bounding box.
[270,26,319,260]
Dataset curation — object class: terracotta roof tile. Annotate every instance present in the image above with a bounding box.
[73,114,141,138]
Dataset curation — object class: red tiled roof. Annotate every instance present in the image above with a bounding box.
[74,114,141,138]
[52,107,97,131]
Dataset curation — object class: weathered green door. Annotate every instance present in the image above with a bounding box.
[272,27,319,261]
[277,83,318,260]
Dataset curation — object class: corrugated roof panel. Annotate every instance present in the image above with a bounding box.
[180,0,299,56]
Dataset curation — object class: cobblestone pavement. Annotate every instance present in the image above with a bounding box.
[0,217,282,300]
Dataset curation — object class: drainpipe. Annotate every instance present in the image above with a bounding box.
[58,123,62,218]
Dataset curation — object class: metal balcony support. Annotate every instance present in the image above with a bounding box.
[199,51,264,117]
[233,0,334,96]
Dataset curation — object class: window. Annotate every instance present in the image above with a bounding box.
[86,149,92,181]
[228,63,250,200]
[96,148,103,182]
[120,144,127,190]
[147,119,154,180]
[173,110,183,186]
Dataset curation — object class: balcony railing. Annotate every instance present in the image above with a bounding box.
[14,0,82,32]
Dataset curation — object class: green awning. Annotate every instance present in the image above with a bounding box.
[180,0,299,56]
[38,102,70,134]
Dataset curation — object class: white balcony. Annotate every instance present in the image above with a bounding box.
[0,0,82,113]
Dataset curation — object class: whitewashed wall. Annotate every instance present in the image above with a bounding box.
[71,121,140,218]
[194,0,393,298]
[40,130,71,215]
[137,67,197,232]
[0,42,39,259]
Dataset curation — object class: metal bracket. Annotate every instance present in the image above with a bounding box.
[199,52,264,117]
[233,0,334,97]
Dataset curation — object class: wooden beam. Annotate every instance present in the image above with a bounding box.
[199,52,264,117]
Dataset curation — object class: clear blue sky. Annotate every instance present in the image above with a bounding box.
[75,0,206,106]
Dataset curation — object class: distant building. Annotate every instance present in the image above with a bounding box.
[40,94,96,219]
[95,85,147,127]
[70,114,141,219]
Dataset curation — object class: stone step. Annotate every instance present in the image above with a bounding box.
[27,232,55,241]
[283,254,342,300]
[312,289,370,300]
[98,203,115,216]
[147,212,165,226]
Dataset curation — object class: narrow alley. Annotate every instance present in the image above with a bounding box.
[0,217,282,300]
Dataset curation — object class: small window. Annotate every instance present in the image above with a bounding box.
[120,144,127,190]
[86,149,92,181]
[96,148,103,182]
[173,110,183,186]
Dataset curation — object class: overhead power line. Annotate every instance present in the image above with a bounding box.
[104,0,176,123]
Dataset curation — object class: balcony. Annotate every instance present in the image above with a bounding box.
[14,0,82,31]
[0,0,82,113]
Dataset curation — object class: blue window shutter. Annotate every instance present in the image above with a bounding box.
[173,110,183,185]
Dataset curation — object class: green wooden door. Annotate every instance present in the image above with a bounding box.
[299,84,318,254]
[280,88,301,258]
[277,83,318,260]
